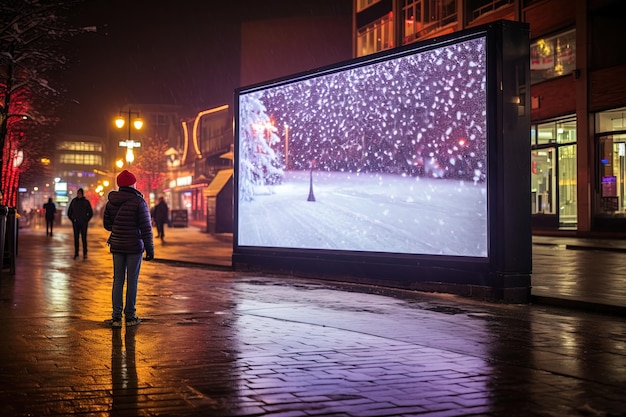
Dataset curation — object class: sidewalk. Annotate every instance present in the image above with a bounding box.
[1,224,625,416]
[150,223,626,315]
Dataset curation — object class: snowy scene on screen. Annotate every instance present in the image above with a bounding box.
[237,37,488,258]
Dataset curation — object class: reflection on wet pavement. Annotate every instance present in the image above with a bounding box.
[0,227,624,416]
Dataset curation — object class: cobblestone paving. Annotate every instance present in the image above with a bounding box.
[0,227,625,416]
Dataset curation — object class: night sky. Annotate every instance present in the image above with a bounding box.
[55,0,352,137]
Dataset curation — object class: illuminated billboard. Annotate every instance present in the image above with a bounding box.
[234,21,531,302]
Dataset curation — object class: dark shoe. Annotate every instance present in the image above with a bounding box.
[74,254,78,260]
[109,318,122,329]
[83,254,88,259]
[126,317,141,327]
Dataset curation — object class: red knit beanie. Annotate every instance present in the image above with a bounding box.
[117,170,136,187]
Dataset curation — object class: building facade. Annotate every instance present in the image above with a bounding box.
[164,104,233,227]
[54,133,108,215]
[354,0,626,235]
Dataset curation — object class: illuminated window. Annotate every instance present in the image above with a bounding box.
[530,116,577,226]
[57,141,103,152]
[467,0,514,23]
[530,29,576,84]
[596,107,626,217]
[59,153,103,166]
[357,0,381,12]
[402,0,457,44]
[532,117,576,145]
[357,13,394,57]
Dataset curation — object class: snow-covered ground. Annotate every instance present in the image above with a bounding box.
[238,170,488,257]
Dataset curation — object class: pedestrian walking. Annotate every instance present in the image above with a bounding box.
[67,188,93,259]
[43,197,56,236]
[153,196,169,242]
[103,170,154,329]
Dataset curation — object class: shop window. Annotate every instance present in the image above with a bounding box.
[531,148,555,215]
[531,115,577,227]
[595,107,626,133]
[595,107,626,217]
[357,13,394,57]
[531,29,576,85]
[597,135,626,217]
[558,144,577,226]
[532,117,576,145]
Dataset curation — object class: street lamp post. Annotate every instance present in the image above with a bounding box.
[115,109,143,166]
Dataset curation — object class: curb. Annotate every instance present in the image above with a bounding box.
[531,295,626,317]
[533,242,626,253]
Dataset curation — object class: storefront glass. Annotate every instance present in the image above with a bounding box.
[531,148,555,214]
[558,144,577,226]
[531,116,577,227]
[595,107,626,217]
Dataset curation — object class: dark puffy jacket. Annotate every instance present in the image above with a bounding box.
[103,187,154,256]
[67,197,93,225]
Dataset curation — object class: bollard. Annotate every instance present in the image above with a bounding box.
[0,205,7,280]
[5,207,17,274]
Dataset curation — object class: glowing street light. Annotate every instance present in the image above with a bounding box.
[115,109,143,165]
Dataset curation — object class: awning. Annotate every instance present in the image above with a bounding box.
[204,169,233,198]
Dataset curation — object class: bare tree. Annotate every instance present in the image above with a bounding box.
[132,136,171,201]
[0,0,95,205]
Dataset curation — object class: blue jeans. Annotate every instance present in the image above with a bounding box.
[112,252,143,320]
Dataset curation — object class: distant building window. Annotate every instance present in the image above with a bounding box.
[57,141,103,152]
[402,0,457,44]
[59,153,103,166]
[357,13,394,57]
[531,29,576,85]
[357,0,382,12]
[151,114,169,127]
[467,0,514,23]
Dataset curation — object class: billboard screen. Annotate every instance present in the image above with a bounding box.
[236,34,488,258]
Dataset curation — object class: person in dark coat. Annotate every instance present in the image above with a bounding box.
[67,188,93,259]
[43,197,56,236]
[103,170,154,329]
[152,196,169,242]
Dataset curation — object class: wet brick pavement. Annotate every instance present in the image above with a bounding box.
[0,223,625,416]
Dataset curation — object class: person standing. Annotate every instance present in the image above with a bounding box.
[153,196,169,242]
[103,170,154,329]
[67,188,93,259]
[43,198,56,236]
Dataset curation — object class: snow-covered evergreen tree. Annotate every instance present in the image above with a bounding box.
[238,93,283,201]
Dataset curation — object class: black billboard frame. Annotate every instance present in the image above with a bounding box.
[232,20,531,303]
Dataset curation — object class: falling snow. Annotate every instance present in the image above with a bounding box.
[237,37,488,257]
